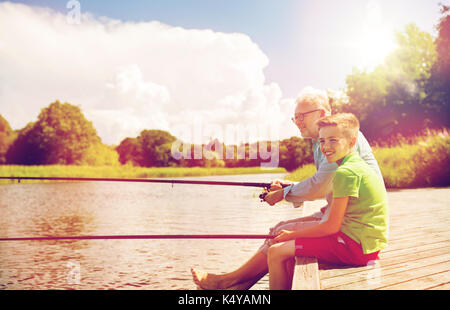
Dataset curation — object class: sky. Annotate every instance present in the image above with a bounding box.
[0,0,447,145]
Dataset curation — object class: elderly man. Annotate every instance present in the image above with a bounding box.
[191,87,383,290]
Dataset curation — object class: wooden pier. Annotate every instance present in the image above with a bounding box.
[292,187,450,290]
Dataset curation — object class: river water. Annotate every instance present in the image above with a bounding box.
[0,173,322,290]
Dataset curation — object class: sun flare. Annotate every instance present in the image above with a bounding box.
[358,28,396,70]
[356,0,397,70]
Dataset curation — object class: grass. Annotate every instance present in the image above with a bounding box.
[285,129,450,189]
[0,165,286,184]
[284,163,316,183]
[375,130,450,188]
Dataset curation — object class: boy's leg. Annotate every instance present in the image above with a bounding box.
[267,240,296,290]
[191,218,319,290]
[258,218,320,255]
[267,233,340,291]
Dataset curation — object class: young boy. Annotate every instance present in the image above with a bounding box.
[267,113,388,290]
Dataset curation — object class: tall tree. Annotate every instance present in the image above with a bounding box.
[278,137,313,171]
[117,129,178,167]
[137,130,178,167]
[384,24,437,135]
[116,137,141,165]
[425,4,450,127]
[343,23,437,141]
[7,101,102,165]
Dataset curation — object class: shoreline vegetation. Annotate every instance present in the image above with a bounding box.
[1,129,448,189]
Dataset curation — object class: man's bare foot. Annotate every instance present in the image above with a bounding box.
[190,268,227,290]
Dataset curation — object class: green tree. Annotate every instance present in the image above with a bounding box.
[344,66,389,123]
[0,115,16,164]
[137,129,178,167]
[278,137,313,171]
[343,23,437,141]
[116,137,141,165]
[6,101,103,165]
[82,143,120,166]
[117,129,178,167]
[384,24,437,135]
[425,4,450,127]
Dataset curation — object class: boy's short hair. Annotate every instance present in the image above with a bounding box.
[317,113,360,139]
[295,87,331,113]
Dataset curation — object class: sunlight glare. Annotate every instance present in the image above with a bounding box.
[357,0,397,71]
[358,28,396,71]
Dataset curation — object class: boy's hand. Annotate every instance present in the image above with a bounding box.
[274,230,294,243]
[264,189,284,206]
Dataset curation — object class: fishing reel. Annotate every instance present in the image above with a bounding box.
[259,191,269,202]
[259,183,290,202]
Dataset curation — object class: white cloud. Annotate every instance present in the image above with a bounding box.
[0,2,296,145]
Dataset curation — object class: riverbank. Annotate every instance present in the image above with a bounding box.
[0,165,286,184]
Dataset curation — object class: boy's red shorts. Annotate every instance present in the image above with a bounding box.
[295,231,379,266]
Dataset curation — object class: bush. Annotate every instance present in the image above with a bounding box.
[284,163,316,183]
[373,129,450,188]
[373,144,418,187]
[413,132,450,187]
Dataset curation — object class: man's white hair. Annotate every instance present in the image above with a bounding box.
[295,86,331,112]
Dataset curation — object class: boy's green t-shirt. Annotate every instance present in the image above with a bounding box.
[333,152,388,254]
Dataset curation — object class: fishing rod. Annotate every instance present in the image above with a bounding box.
[0,234,275,242]
[0,176,271,187]
[0,176,288,201]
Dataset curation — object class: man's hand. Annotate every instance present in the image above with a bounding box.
[264,189,284,206]
[269,179,293,191]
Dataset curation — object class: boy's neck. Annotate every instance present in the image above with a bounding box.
[336,151,354,166]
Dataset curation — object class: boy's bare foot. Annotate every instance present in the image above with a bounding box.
[190,268,226,290]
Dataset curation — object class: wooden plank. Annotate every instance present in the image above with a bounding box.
[373,262,450,290]
[381,237,450,255]
[383,231,449,244]
[322,253,450,290]
[320,240,450,279]
[379,241,450,260]
[381,271,450,290]
[390,222,450,233]
[291,205,320,290]
[427,282,450,290]
[320,239,450,289]
[321,249,450,287]
[291,257,321,290]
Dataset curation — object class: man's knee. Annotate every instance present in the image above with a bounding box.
[267,244,281,263]
[268,221,286,235]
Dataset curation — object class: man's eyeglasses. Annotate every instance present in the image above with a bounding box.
[291,109,322,123]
